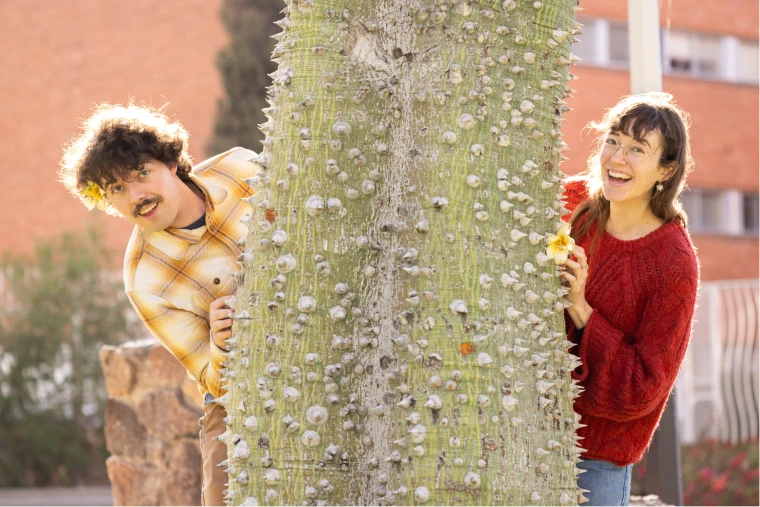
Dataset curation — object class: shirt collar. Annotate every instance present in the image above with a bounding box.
[140,167,229,260]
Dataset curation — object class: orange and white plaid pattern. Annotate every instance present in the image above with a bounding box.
[123,147,258,398]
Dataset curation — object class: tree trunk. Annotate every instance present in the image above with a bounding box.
[223,1,583,504]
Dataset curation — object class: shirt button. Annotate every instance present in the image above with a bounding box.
[213,278,221,285]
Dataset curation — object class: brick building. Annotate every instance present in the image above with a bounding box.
[0,0,757,281]
[0,0,227,259]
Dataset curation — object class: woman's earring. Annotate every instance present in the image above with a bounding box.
[656,181,664,192]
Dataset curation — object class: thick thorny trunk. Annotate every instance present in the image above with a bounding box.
[223,1,584,504]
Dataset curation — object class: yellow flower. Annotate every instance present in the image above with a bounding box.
[546,223,575,265]
[79,181,108,211]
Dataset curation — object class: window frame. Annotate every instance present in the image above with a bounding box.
[742,193,760,235]
[737,38,760,85]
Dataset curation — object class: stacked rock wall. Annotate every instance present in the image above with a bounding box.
[100,339,205,506]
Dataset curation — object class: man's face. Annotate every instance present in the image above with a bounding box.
[105,160,184,232]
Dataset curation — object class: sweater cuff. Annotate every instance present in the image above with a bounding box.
[570,310,620,383]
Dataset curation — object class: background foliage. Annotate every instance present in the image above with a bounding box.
[0,227,139,487]
[207,0,279,156]
[631,439,760,506]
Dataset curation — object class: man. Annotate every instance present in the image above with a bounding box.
[59,103,259,506]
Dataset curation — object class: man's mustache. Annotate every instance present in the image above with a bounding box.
[133,197,163,217]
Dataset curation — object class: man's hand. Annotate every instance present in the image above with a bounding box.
[210,296,234,350]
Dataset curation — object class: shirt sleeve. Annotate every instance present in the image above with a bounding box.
[127,290,228,398]
[570,265,698,422]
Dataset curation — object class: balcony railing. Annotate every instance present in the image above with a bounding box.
[677,278,759,444]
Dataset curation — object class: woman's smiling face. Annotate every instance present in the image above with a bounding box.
[600,127,672,209]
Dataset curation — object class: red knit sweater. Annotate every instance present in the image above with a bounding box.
[563,181,700,466]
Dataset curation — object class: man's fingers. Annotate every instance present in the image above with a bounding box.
[213,330,233,348]
[217,329,233,339]
[210,295,234,311]
[211,308,234,323]
[212,319,233,333]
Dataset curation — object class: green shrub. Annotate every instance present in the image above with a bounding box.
[0,227,139,486]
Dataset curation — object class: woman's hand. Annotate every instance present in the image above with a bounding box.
[561,245,594,328]
[210,296,234,350]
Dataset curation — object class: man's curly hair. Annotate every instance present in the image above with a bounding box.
[59,103,194,216]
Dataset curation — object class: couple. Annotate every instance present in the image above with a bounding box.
[59,92,698,506]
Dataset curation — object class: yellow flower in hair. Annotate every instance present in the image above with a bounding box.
[79,181,108,211]
[546,223,575,265]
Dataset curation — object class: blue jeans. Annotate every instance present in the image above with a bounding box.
[577,459,633,506]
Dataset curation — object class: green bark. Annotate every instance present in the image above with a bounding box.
[223,1,583,504]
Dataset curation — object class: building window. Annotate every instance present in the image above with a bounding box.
[665,30,722,77]
[572,17,758,85]
[695,34,721,77]
[683,188,759,236]
[683,188,723,232]
[664,30,753,82]
[744,194,759,234]
[572,18,597,63]
[667,30,692,71]
[738,39,760,83]
[609,22,629,64]
[701,190,723,230]
[681,189,696,220]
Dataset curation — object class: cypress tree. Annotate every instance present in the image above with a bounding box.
[208,0,280,155]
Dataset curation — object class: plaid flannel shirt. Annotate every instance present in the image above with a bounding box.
[123,147,257,398]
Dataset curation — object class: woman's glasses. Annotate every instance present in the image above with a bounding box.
[602,138,662,166]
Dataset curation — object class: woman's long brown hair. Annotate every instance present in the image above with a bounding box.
[568,93,694,255]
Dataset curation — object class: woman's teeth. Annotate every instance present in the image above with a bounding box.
[609,170,632,181]
[140,202,158,215]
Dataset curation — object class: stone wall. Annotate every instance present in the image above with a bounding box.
[100,339,205,506]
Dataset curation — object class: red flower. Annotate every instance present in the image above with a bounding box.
[712,472,728,492]
[689,447,705,460]
[743,468,760,481]
[698,467,714,481]
[731,452,747,470]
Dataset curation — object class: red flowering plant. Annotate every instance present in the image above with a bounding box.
[630,438,759,505]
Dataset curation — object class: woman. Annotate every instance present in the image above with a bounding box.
[560,93,699,506]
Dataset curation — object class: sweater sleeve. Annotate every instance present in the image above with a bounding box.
[562,179,588,220]
[571,261,698,422]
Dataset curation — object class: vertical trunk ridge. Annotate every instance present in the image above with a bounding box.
[224,1,584,504]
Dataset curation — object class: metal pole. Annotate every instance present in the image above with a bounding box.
[628,1,684,504]
[645,400,684,506]
[628,0,663,93]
